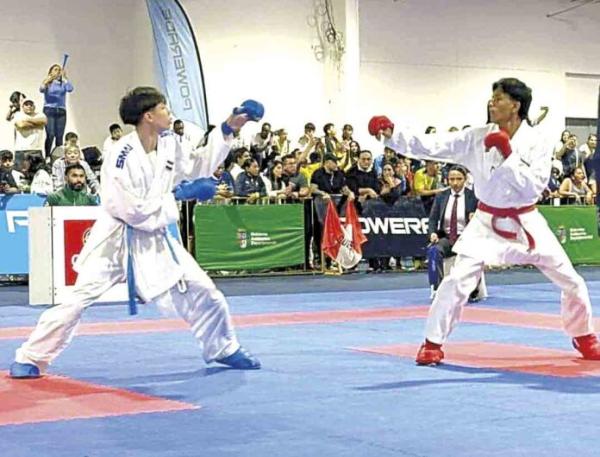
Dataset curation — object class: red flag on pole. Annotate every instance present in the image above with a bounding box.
[322,199,367,269]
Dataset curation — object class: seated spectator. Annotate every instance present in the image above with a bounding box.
[414,160,445,213]
[229,147,251,181]
[13,99,47,165]
[102,123,123,155]
[559,166,594,205]
[0,151,20,194]
[263,160,287,199]
[300,151,322,183]
[393,159,412,196]
[310,153,354,200]
[210,164,234,200]
[540,166,562,204]
[379,162,403,205]
[427,166,482,299]
[52,145,99,194]
[282,154,311,200]
[346,150,380,204]
[0,150,25,191]
[234,158,267,203]
[22,153,52,194]
[46,163,98,206]
[50,131,79,164]
[374,146,397,174]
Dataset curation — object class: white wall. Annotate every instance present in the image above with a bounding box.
[2,0,600,153]
[0,0,147,150]
[358,0,600,138]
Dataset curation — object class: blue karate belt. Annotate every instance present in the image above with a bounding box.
[126,225,184,316]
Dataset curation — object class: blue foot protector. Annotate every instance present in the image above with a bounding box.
[216,347,261,370]
[9,362,41,379]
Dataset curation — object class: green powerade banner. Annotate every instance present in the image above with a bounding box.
[539,206,600,264]
[194,204,305,270]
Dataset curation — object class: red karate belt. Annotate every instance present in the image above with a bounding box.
[477,201,537,251]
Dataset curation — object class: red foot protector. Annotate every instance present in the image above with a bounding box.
[354,342,600,378]
[0,372,198,426]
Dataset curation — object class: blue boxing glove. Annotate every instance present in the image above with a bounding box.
[173,178,216,201]
[233,99,264,121]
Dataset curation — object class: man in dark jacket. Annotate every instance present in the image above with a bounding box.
[427,166,482,299]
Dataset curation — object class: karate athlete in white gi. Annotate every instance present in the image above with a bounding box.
[368,77,600,365]
[10,87,261,378]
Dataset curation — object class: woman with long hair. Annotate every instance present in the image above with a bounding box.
[559,166,594,205]
[40,63,74,158]
[263,159,287,199]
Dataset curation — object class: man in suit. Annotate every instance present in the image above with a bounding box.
[427,165,482,300]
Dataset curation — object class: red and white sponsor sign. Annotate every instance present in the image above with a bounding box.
[63,220,95,286]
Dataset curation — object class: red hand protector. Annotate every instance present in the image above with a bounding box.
[368,115,394,136]
[484,130,512,159]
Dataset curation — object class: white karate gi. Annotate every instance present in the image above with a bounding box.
[16,128,240,371]
[386,122,594,344]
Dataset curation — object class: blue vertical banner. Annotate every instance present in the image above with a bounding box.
[146,0,209,130]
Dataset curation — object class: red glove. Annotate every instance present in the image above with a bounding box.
[368,115,394,136]
[484,130,512,159]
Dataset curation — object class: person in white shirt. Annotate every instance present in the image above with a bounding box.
[13,99,47,161]
[369,77,600,365]
[102,123,123,156]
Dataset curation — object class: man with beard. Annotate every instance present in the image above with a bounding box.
[46,163,98,206]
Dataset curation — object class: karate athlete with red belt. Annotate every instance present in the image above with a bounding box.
[368,77,600,365]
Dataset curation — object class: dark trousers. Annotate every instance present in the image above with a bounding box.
[44,107,67,158]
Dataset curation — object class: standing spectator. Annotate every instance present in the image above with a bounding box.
[6,91,26,122]
[346,140,361,172]
[22,153,52,194]
[40,63,74,158]
[13,100,47,162]
[234,158,266,203]
[553,129,571,158]
[102,123,123,156]
[580,134,597,195]
[273,128,290,156]
[557,133,585,178]
[250,122,273,168]
[393,159,412,196]
[374,146,398,174]
[46,163,98,206]
[0,151,19,194]
[52,145,99,194]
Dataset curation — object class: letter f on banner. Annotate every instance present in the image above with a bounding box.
[146,0,209,130]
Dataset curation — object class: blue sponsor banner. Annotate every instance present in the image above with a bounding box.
[0,194,46,274]
[146,0,209,130]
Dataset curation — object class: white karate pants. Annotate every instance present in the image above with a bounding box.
[15,249,240,371]
[425,231,594,344]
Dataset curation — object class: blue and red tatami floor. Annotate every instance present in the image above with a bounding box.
[1,269,600,457]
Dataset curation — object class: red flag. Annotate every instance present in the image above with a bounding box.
[322,200,344,260]
[344,200,367,255]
